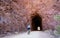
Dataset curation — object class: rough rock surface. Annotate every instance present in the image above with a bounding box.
[0,0,60,35]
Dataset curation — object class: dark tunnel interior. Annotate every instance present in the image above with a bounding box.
[31,14,43,31]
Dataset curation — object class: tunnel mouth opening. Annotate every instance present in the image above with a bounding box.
[31,13,43,31]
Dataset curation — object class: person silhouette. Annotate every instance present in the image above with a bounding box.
[27,25,30,34]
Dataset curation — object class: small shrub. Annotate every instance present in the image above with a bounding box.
[56,25,60,34]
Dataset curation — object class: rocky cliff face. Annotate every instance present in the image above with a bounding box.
[0,0,60,34]
[0,0,29,34]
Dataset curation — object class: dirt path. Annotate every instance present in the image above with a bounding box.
[1,31,55,38]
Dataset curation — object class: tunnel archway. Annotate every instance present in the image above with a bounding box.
[31,13,43,31]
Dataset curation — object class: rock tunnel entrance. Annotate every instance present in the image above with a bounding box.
[31,13,43,31]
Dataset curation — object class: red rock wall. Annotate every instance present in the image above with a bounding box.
[0,0,60,34]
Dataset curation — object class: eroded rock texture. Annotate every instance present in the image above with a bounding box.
[0,0,60,35]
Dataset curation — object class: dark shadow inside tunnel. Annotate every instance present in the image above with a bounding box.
[31,13,43,31]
